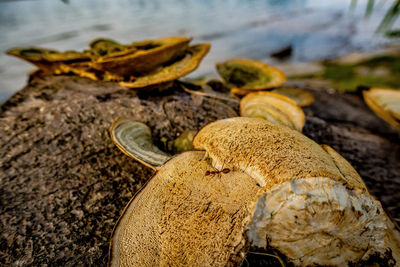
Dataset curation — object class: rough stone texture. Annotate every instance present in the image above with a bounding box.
[0,76,399,266]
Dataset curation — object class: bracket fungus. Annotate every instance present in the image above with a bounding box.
[109,118,170,170]
[109,117,400,266]
[363,88,400,131]
[6,47,91,75]
[7,36,210,90]
[216,58,286,96]
[119,43,210,89]
[240,91,305,131]
[92,36,191,77]
[271,87,314,107]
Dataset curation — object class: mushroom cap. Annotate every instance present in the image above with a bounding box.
[193,117,366,190]
[109,118,170,170]
[111,117,400,266]
[240,92,305,131]
[93,36,191,77]
[192,117,399,265]
[119,43,210,89]
[109,150,260,266]
[216,58,286,90]
[240,102,295,128]
[363,88,400,131]
[272,87,314,107]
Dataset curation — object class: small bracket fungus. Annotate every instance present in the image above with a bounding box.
[6,47,91,75]
[92,36,191,77]
[119,43,210,89]
[271,87,314,107]
[216,58,286,96]
[363,88,400,131]
[240,91,305,131]
[109,117,400,266]
[109,118,170,170]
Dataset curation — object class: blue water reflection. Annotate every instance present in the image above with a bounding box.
[0,0,398,102]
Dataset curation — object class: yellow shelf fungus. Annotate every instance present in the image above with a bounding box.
[216,58,286,96]
[109,117,400,266]
[240,91,305,131]
[363,88,400,131]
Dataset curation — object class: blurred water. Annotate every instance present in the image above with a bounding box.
[0,0,399,102]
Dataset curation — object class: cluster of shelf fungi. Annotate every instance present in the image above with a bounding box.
[5,36,400,266]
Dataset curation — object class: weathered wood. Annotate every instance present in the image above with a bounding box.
[0,76,399,265]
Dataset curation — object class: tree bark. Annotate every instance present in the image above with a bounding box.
[0,76,399,266]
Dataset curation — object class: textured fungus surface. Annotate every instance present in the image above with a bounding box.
[193,118,362,190]
[111,117,399,266]
[110,151,259,266]
[192,117,399,265]
[247,177,387,265]
[1,76,399,265]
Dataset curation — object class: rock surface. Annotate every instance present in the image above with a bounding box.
[0,75,399,266]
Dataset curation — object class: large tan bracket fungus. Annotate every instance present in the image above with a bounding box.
[109,117,400,266]
[110,150,259,266]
